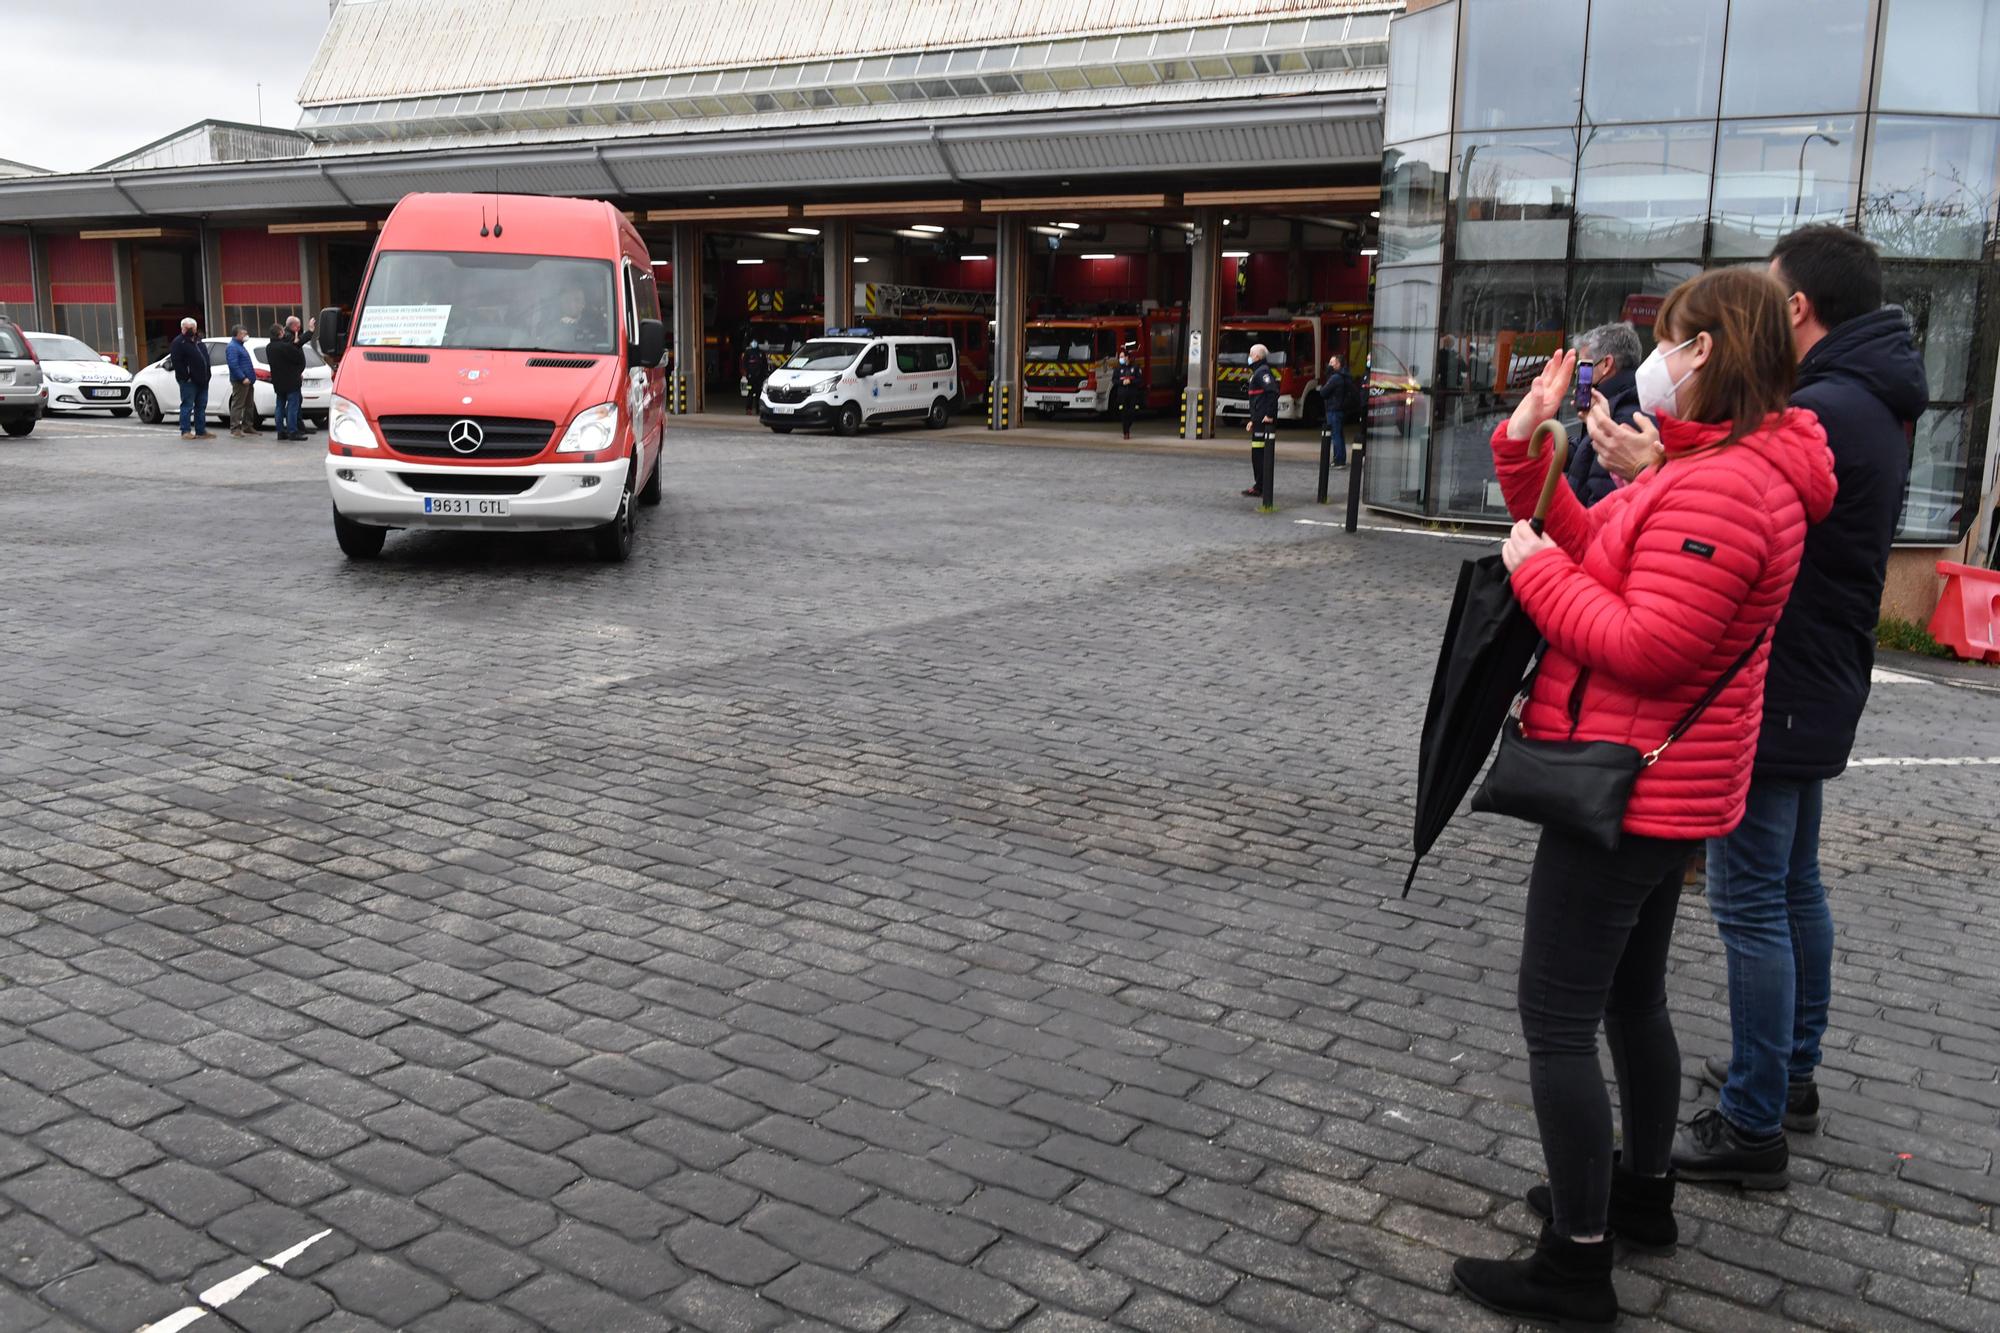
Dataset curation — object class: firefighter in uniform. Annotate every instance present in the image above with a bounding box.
[740,341,770,414]
[1243,342,1279,502]
[1113,345,1143,440]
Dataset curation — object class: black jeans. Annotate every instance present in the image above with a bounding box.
[1519,826,1694,1237]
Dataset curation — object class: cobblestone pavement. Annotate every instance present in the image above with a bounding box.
[2,416,1997,1333]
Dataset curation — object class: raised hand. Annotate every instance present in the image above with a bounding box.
[1507,349,1577,442]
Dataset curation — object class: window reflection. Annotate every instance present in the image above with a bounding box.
[1877,0,2000,115]
[1721,0,1872,116]
[1883,266,1981,400]
[1453,131,1577,261]
[1568,262,1701,354]
[1711,118,1861,258]
[1458,0,1586,131]
[1899,408,1969,542]
[1862,117,2000,261]
[1575,123,1715,259]
[1431,396,1518,520]
[1381,137,1449,265]
[1584,0,1727,124]
[1374,265,1442,387]
[1385,2,1457,145]
[1442,262,1568,400]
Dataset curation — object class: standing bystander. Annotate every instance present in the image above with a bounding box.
[225,327,260,438]
[169,317,212,440]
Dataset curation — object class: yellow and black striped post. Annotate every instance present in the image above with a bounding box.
[1196,390,1207,438]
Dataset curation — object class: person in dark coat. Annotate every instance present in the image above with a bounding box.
[1318,353,1354,467]
[1667,225,1928,1185]
[1112,345,1143,439]
[741,341,770,415]
[1566,321,1646,506]
[267,320,308,441]
[1242,343,1278,501]
[168,317,213,440]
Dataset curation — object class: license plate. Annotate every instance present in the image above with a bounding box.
[85,387,123,399]
[769,403,794,414]
[422,496,510,516]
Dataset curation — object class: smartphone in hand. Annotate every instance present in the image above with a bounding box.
[1574,360,1594,417]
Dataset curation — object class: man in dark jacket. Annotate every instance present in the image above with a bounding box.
[1243,343,1278,504]
[267,320,308,441]
[1112,345,1143,440]
[1318,353,1354,467]
[1565,321,1645,506]
[168,317,213,440]
[741,341,770,415]
[1673,225,1928,1186]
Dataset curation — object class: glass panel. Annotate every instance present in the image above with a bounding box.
[1710,117,1862,258]
[1574,122,1714,259]
[1384,1,1456,145]
[981,47,1017,70]
[1878,0,2000,115]
[1862,116,2000,260]
[1882,264,1980,400]
[1118,64,1161,87]
[1583,0,1726,123]
[1458,0,1586,131]
[1051,67,1091,91]
[1153,30,1192,57]
[1453,130,1577,261]
[1373,265,1443,388]
[916,53,949,75]
[1442,262,1568,400]
[1364,267,1435,516]
[947,50,981,72]
[1020,71,1055,94]
[1274,51,1309,74]
[1898,407,1969,541]
[1568,261,1701,354]
[1380,135,1449,266]
[984,74,1022,94]
[1721,0,1872,115]
[1431,395,1518,520]
[1349,14,1391,41]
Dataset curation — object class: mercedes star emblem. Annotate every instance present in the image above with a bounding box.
[446,419,484,454]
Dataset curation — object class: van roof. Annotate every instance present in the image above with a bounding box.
[380,192,626,259]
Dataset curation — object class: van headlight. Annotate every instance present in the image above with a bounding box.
[556,401,619,453]
[811,377,838,396]
[328,394,377,448]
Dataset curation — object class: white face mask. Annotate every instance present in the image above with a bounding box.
[1634,337,1697,418]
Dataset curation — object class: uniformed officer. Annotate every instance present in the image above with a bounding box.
[1113,345,1143,440]
[1243,343,1279,503]
[741,340,770,414]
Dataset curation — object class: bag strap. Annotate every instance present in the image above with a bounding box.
[1642,627,1769,767]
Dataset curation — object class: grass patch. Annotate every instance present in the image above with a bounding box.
[1877,616,1956,659]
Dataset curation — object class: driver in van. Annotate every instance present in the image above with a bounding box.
[545,283,605,350]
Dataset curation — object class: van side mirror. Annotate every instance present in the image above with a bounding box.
[635,318,666,370]
[317,308,346,357]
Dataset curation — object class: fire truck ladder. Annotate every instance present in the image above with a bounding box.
[858,283,997,317]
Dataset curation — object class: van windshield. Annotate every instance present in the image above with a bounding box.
[354,251,618,353]
[785,340,865,371]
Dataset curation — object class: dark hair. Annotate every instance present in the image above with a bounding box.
[1770,224,1882,332]
[1655,267,1796,446]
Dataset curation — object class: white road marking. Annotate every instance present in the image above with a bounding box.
[1871,666,1934,684]
[136,1230,332,1333]
[1295,519,1498,543]
[1849,756,2000,767]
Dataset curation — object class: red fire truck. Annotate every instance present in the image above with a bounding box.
[1215,308,1370,425]
[1023,310,1183,417]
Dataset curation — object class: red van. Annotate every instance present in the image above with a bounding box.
[317,193,667,562]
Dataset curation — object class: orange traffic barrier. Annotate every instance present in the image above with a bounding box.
[1928,561,2000,663]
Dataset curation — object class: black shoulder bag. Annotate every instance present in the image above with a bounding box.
[1471,629,1766,851]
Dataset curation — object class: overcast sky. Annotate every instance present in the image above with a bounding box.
[4,1,332,172]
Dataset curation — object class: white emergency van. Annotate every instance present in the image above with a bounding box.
[758,332,956,436]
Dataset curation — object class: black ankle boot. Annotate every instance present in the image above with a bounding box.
[1527,1162,1678,1256]
[1452,1224,1617,1330]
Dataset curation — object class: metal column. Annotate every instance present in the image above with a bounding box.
[670,222,703,415]
[1183,207,1220,441]
[26,228,53,335]
[821,220,854,331]
[298,237,321,324]
[199,225,222,333]
[991,214,1028,430]
[111,240,137,368]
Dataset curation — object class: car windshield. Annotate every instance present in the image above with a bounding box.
[784,340,864,371]
[1028,329,1093,361]
[1218,328,1288,367]
[354,250,618,353]
[28,334,101,362]
[0,326,30,359]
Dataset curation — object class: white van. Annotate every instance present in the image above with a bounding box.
[759,332,956,436]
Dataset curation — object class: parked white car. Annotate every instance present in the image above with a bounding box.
[24,331,133,416]
[130,336,333,430]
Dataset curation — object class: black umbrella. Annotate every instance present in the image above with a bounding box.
[1404,421,1569,896]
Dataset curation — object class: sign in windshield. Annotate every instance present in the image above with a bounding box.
[354,251,617,354]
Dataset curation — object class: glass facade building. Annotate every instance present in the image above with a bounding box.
[1368,0,2000,546]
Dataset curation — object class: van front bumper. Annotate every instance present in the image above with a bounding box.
[325,454,627,531]
[760,401,835,428]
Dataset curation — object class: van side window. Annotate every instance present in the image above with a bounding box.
[622,265,640,344]
[895,345,920,374]
[858,343,888,376]
[636,268,661,324]
[929,344,955,372]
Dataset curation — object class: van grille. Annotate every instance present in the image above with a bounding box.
[396,473,535,496]
[363,350,430,363]
[378,415,554,458]
[765,384,811,404]
[526,356,599,369]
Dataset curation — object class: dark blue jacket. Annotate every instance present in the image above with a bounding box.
[1247,361,1279,421]
[1758,306,1928,779]
[1565,365,1643,507]
[226,339,256,384]
[168,332,207,384]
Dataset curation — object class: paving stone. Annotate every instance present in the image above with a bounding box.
[417,1174,558,1246]
[0,1213,95,1287]
[503,1272,679,1333]
[528,1218,685,1298]
[669,1218,799,1285]
[314,1253,452,1326]
[665,1275,792,1333]
[405,1226,542,1299]
[4,1163,146,1232]
[766,1263,909,1332]
[311,1187,442,1249]
[868,1249,1036,1330]
[93,1212,230,1280]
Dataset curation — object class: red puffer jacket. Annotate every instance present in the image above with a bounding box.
[1492,408,1836,840]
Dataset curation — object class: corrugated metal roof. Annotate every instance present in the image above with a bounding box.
[300,0,1394,105]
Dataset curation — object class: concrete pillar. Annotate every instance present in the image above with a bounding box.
[27,228,53,333]
[1145,227,1162,307]
[822,220,854,331]
[670,222,704,414]
[199,225,222,332]
[299,237,321,322]
[992,214,1028,429]
[1183,208,1220,441]
[111,240,138,368]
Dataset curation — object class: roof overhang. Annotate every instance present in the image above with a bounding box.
[0,94,1381,226]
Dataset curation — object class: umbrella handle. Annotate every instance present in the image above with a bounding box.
[1527,419,1570,536]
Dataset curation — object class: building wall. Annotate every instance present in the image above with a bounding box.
[0,235,31,324]
[45,235,118,355]
[219,228,306,337]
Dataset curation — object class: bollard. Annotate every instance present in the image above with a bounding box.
[1344,444,1365,533]
[1317,421,1334,504]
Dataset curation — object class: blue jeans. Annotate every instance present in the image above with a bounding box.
[1705,778,1833,1138]
[276,390,302,435]
[177,380,209,434]
[1325,411,1347,466]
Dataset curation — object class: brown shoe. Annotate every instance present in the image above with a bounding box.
[195,432,216,439]
[181,432,195,440]
[229,429,244,437]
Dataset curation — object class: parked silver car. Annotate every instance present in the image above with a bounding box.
[0,319,42,437]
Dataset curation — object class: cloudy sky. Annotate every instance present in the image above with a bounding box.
[4,1,333,172]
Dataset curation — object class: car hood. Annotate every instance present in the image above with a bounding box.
[767,364,846,386]
[333,349,619,424]
[45,359,131,381]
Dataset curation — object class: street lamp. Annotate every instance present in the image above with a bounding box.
[1793,132,1840,223]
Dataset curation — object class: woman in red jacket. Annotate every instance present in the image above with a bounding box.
[1452,268,1836,1329]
